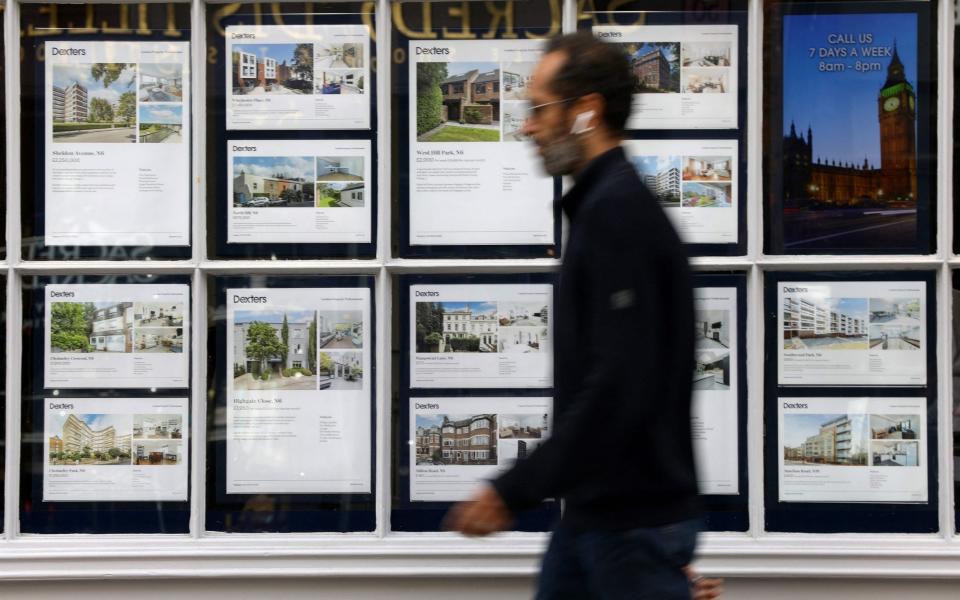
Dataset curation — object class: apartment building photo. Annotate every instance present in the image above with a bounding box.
[782,295,868,349]
[415,414,498,466]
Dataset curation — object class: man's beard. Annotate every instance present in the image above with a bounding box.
[540,133,582,177]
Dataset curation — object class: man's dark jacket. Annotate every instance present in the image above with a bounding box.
[493,146,700,531]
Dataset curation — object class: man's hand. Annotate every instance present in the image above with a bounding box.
[684,566,724,599]
[443,484,513,536]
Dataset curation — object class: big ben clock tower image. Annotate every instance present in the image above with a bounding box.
[878,44,918,202]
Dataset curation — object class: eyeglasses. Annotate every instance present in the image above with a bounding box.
[525,97,577,121]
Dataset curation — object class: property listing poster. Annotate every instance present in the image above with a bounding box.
[45,41,191,246]
[692,287,739,494]
[226,287,371,494]
[410,283,553,389]
[227,139,372,244]
[409,40,554,246]
[593,25,738,129]
[778,280,926,386]
[226,25,371,130]
[44,397,188,502]
[778,396,927,503]
[778,12,921,251]
[44,284,190,389]
[625,139,738,245]
[410,396,552,502]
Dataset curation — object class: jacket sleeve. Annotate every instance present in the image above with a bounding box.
[492,207,679,512]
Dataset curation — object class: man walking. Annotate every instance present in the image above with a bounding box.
[445,32,701,599]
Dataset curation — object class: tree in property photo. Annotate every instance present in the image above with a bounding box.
[117,91,136,125]
[90,63,136,88]
[50,302,95,352]
[415,302,444,352]
[416,62,448,135]
[292,44,314,81]
[308,313,318,372]
[89,97,114,124]
[318,352,334,376]
[280,314,290,364]
[244,321,286,377]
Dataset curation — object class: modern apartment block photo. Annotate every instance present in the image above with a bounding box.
[138,63,183,102]
[682,182,731,208]
[782,296,868,350]
[52,63,137,143]
[415,414,498,466]
[317,351,362,390]
[415,301,497,353]
[233,155,316,207]
[616,42,680,93]
[870,414,920,440]
[694,309,731,391]
[631,155,682,207]
[138,104,183,143]
[133,414,183,439]
[681,42,732,67]
[871,440,919,467]
[134,440,183,466]
[232,43,314,95]
[233,307,318,391]
[48,413,133,466]
[416,62,501,142]
[317,310,363,349]
[783,413,868,466]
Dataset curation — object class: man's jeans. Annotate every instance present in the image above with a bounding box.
[535,518,700,600]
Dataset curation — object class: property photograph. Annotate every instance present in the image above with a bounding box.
[316,156,364,182]
[316,71,364,94]
[498,326,547,353]
[498,414,547,439]
[870,414,920,440]
[682,182,731,207]
[138,63,183,102]
[694,309,731,391]
[683,156,733,181]
[134,302,184,328]
[233,307,318,391]
[682,69,728,93]
[415,301,497,353]
[48,413,132,466]
[502,62,535,101]
[52,63,137,143]
[138,104,183,143]
[414,413,497,465]
[233,155,315,207]
[869,323,921,350]
[416,62,501,142]
[315,43,363,69]
[499,438,542,463]
[782,413,868,466]
[502,104,527,142]
[316,181,364,208]
[616,42,680,93]
[134,328,183,353]
[681,42,732,67]
[498,302,548,327]
[871,440,919,467]
[133,414,183,439]
[782,296,868,350]
[317,351,363,390]
[631,155,682,206]
[232,43,313,95]
[134,440,183,465]
[50,301,134,354]
[317,310,363,349]
[869,298,921,323]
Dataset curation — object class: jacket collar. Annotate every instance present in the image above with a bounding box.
[560,146,627,220]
